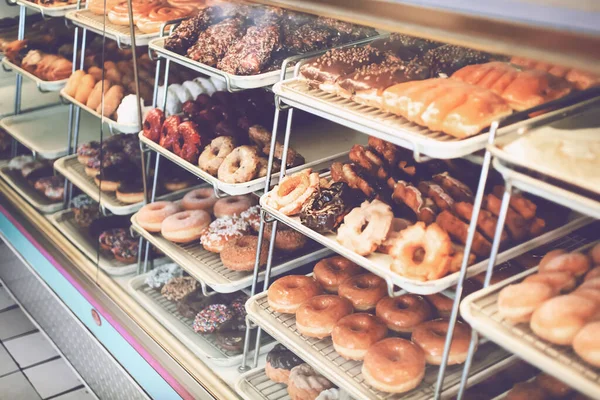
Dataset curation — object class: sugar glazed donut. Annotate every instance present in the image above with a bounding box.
[267,275,323,314]
[161,210,211,243]
[523,272,576,294]
[214,195,254,218]
[136,201,180,232]
[287,364,333,400]
[198,136,236,176]
[338,273,387,311]
[264,223,307,252]
[376,294,432,333]
[425,293,454,318]
[497,281,554,323]
[411,319,472,365]
[331,313,387,360]
[337,199,393,256]
[220,235,269,271]
[265,344,304,385]
[217,145,259,183]
[539,252,591,277]
[295,295,353,338]
[181,188,218,212]
[313,256,363,293]
[362,338,426,393]
[573,321,600,367]
[265,169,320,216]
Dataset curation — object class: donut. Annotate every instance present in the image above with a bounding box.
[213,195,254,218]
[523,272,576,294]
[264,223,307,252]
[265,344,304,384]
[216,317,247,351]
[425,293,453,318]
[338,274,387,312]
[108,0,161,25]
[88,0,120,14]
[240,205,261,232]
[74,74,95,104]
[64,70,85,97]
[136,201,180,232]
[97,85,124,117]
[198,136,236,176]
[111,239,138,264]
[200,216,250,253]
[573,288,600,306]
[181,188,218,213]
[136,6,194,34]
[287,364,333,400]
[163,178,191,192]
[590,242,600,265]
[497,281,554,323]
[161,210,211,243]
[376,294,432,333]
[337,199,393,256]
[530,294,597,345]
[295,295,353,338]
[505,382,549,400]
[265,169,320,216]
[313,256,362,293]
[539,252,591,277]
[99,228,128,251]
[331,313,387,360]
[573,321,600,367]
[411,319,472,365]
[362,338,425,393]
[217,145,259,184]
[585,267,600,282]
[580,277,600,291]
[539,249,567,268]
[192,304,233,333]
[378,218,411,254]
[86,79,111,111]
[267,275,323,314]
[534,373,573,398]
[299,181,356,233]
[220,235,268,271]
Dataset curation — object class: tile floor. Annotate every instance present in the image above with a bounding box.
[0,284,96,400]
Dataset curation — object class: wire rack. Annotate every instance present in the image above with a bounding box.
[235,368,290,400]
[14,0,79,17]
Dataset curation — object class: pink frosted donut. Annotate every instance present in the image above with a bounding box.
[161,210,211,243]
[213,195,254,218]
[137,201,180,232]
[182,188,218,213]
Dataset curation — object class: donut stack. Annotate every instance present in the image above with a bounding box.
[7,156,64,203]
[266,256,474,394]
[497,243,600,367]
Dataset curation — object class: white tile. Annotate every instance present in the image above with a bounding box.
[24,358,81,399]
[0,286,16,311]
[0,372,41,400]
[0,345,18,377]
[0,308,35,340]
[53,388,96,400]
[4,332,59,368]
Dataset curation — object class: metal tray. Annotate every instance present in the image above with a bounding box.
[260,192,592,295]
[2,58,68,92]
[460,238,599,400]
[246,291,512,400]
[0,166,63,213]
[0,105,100,159]
[130,213,332,293]
[60,89,140,134]
[139,119,366,196]
[14,0,79,17]
[235,368,291,400]
[54,155,196,215]
[0,74,60,118]
[128,273,276,367]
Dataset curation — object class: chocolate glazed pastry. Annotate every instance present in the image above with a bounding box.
[300,182,360,233]
[187,17,246,67]
[369,33,442,57]
[265,344,304,384]
[177,291,227,319]
[419,44,491,77]
[216,317,247,351]
[217,24,281,75]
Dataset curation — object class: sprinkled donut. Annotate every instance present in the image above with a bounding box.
[200,216,250,253]
[192,304,233,333]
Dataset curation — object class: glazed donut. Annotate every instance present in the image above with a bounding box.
[88,0,120,14]
[217,145,259,184]
[530,294,597,345]
[534,373,573,398]
[181,188,217,212]
[86,79,111,111]
[579,277,600,291]
[159,115,180,151]
[539,252,591,277]
[75,74,95,104]
[136,201,180,232]
[287,364,333,400]
[330,162,374,198]
[161,210,211,243]
[213,195,254,218]
[505,382,548,400]
[573,321,600,367]
[267,275,323,314]
[220,235,268,271]
[167,0,206,8]
[337,199,393,256]
[585,267,600,282]
[108,0,162,25]
[296,295,353,338]
[64,70,85,97]
[572,288,600,306]
[143,108,164,143]
[200,216,250,253]
[136,6,194,34]
[313,256,362,293]
[378,218,411,254]
[97,85,124,118]
[265,344,304,385]
[173,121,202,164]
[523,272,576,294]
[425,293,453,318]
[338,274,387,312]
[497,281,554,323]
[264,223,307,252]
[411,319,472,365]
[265,169,320,216]
[538,249,567,268]
[198,136,235,176]
[590,242,600,265]
[376,294,432,333]
[331,313,387,360]
[362,338,425,393]
[390,222,453,281]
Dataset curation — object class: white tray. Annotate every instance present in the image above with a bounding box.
[0,105,100,159]
[0,74,60,118]
[235,367,290,400]
[273,79,600,160]
[130,213,332,293]
[2,58,68,92]
[0,166,63,213]
[246,292,512,400]
[14,0,79,17]
[139,119,366,196]
[128,273,276,367]
[260,193,592,295]
[60,89,140,134]
[460,238,600,400]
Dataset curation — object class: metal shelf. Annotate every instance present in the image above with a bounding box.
[2,58,68,92]
[0,166,63,214]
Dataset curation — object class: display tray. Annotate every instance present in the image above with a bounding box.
[66,9,158,47]
[2,58,68,92]
[128,273,276,367]
[260,192,592,295]
[273,79,600,160]
[139,119,366,196]
[246,291,512,400]
[14,0,79,17]
[60,89,140,133]
[0,167,63,214]
[0,105,100,159]
[130,213,332,293]
[235,367,290,400]
[54,155,197,215]
[0,74,60,118]
[460,238,599,400]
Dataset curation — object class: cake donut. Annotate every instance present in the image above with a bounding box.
[376,294,432,333]
[182,188,218,212]
[265,344,304,384]
[200,216,250,253]
[287,364,333,400]
[267,275,323,314]
[220,235,269,271]
[161,210,211,243]
[313,256,362,293]
[337,199,393,256]
[213,195,254,218]
[137,201,180,232]
[497,281,554,323]
[296,295,353,338]
[240,205,261,232]
[338,274,387,311]
[573,321,600,367]
[411,319,472,365]
[161,276,198,302]
[265,223,307,252]
[217,145,259,183]
[331,313,387,360]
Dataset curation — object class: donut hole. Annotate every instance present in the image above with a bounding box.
[349,325,363,333]
[395,301,410,310]
[431,328,447,337]
[412,247,426,264]
[387,354,402,362]
[312,301,330,311]
[355,280,371,290]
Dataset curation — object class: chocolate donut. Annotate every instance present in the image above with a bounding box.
[192,303,233,334]
[177,291,227,319]
[300,182,358,233]
[265,344,304,384]
[216,317,246,351]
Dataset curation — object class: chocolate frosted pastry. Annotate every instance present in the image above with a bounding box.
[370,33,441,57]
[34,175,64,202]
[250,5,284,26]
[217,24,281,75]
[316,16,378,44]
[165,13,208,55]
[216,317,246,351]
[187,17,246,67]
[283,22,334,54]
[420,44,491,77]
[300,182,357,233]
[71,194,99,228]
[177,290,225,318]
[161,276,198,302]
[265,344,304,384]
